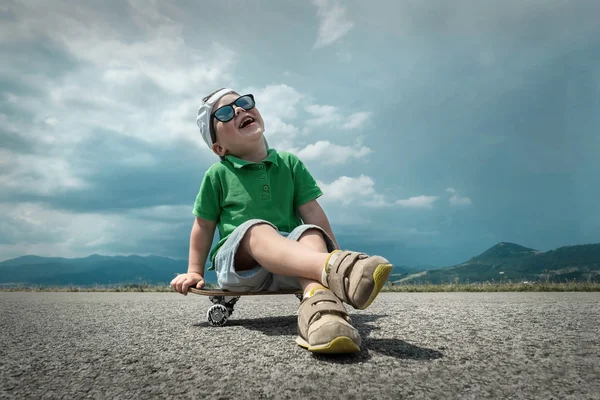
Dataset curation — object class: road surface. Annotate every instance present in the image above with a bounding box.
[1,292,599,399]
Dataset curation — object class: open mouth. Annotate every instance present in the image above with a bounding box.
[238,116,255,129]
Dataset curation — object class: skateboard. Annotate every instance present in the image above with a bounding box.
[188,287,303,326]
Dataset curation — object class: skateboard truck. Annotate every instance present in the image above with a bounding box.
[207,295,240,326]
[188,288,304,326]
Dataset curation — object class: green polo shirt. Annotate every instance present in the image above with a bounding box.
[192,149,323,270]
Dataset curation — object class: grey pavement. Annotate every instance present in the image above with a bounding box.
[1,292,599,399]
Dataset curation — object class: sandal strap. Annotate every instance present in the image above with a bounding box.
[298,291,348,336]
[327,251,364,303]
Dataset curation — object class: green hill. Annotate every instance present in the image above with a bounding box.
[396,242,600,284]
[467,242,539,264]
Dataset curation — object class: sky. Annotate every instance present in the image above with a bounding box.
[1,0,599,268]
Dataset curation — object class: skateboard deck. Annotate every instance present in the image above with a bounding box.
[188,287,303,326]
[188,287,302,296]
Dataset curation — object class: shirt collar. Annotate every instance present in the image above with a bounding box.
[225,148,279,169]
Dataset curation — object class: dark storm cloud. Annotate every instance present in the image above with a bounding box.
[2,131,212,213]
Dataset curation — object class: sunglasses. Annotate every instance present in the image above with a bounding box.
[211,94,255,123]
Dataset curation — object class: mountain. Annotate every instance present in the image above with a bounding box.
[395,242,600,284]
[387,265,420,281]
[467,242,539,264]
[2,242,598,287]
[0,254,218,287]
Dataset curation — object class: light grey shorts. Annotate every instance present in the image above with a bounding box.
[213,219,336,292]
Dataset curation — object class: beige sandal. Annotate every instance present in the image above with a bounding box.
[325,250,392,310]
[295,290,361,354]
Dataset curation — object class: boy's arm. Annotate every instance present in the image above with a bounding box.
[297,199,340,250]
[188,217,217,276]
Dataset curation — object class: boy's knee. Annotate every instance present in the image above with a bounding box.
[237,221,277,262]
[298,228,325,242]
[243,221,277,244]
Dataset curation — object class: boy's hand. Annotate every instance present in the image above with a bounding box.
[170,272,205,295]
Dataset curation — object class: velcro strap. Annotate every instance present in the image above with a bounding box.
[337,251,363,275]
[327,251,364,302]
[298,292,348,331]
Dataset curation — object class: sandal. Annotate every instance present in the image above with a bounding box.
[325,250,392,310]
[295,290,361,354]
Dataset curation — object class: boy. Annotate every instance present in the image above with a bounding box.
[171,88,392,353]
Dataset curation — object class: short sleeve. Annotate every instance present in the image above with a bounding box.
[192,169,221,221]
[291,155,323,209]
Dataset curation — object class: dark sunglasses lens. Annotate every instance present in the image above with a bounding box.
[236,95,255,110]
[214,106,234,122]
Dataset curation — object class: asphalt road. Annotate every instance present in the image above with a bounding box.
[1,292,599,399]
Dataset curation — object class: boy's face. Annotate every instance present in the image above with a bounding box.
[211,93,265,157]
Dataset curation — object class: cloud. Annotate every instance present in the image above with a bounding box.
[238,85,372,151]
[0,202,192,261]
[305,105,370,130]
[3,1,238,149]
[313,0,354,49]
[0,129,208,214]
[293,140,372,165]
[241,84,304,149]
[396,195,439,209]
[407,228,439,236]
[317,175,389,207]
[0,148,89,197]
[447,187,472,206]
[342,112,371,129]
[0,1,245,223]
[6,1,228,94]
[305,104,340,127]
[244,84,304,119]
[354,0,600,50]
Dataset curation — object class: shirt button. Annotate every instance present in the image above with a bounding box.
[258,164,264,169]
[260,174,265,179]
[263,185,269,192]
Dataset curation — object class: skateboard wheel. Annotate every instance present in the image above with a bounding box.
[207,304,229,326]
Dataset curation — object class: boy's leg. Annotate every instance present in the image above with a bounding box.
[294,229,330,295]
[235,223,328,283]
[237,222,393,310]
[291,227,361,353]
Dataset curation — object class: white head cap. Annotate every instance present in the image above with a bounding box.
[196,87,269,152]
[196,87,236,148]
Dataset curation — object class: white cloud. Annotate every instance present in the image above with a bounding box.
[450,196,472,206]
[342,112,371,129]
[292,140,372,165]
[0,149,89,196]
[243,84,304,119]
[317,175,389,207]
[230,84,305,150]
[447,187,472,206]
[305,104,341,127]
[5,1,235,94]
[238,85,371,151]
[305,105,371,130]
[396,195,439,209]
[0,202,190,261]
[313,0,355,49]
[0,1,245,205]
[3,1,238,146]
[102,68,142,85]
[239,84,304,149]
[44,117,59,127]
